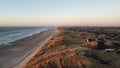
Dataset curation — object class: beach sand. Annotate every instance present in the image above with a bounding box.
[0,28,56,68]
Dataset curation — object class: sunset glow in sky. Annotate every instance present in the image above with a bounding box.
[0,0,120,26]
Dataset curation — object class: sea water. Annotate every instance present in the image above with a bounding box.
[0,27,49,45]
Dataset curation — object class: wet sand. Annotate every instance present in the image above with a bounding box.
[0,28,56,68]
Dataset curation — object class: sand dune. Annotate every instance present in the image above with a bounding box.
[25,27,120,68]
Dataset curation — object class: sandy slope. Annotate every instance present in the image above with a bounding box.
[0,28,56,68]
[25,27,120,68]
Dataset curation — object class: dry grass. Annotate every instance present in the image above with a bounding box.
[25,27,120,68]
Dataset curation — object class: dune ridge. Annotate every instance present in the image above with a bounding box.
[25,27,120,68]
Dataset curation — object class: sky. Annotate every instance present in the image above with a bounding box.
[0,0,120,26]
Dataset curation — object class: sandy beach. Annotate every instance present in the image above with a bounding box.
[0,28,56,68]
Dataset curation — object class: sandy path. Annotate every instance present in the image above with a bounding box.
[0,28,56,68]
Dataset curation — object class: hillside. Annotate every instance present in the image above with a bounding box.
[25,27,120,68]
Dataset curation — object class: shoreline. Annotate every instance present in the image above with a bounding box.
[13,30,57,68]
[0,28,48,48]
[0,27,49,47]
[0,28,56,68]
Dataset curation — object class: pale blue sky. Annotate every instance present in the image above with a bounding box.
[0,0,120,26]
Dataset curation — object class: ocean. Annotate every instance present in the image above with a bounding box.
[0,27,49,45]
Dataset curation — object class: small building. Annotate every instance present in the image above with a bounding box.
[86,38,98,48]
[86,38,96,42]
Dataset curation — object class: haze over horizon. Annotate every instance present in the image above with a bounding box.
[0,0,120,26]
